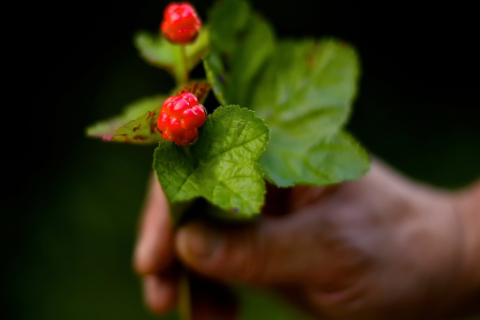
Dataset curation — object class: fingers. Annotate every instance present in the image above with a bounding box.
[134,176,238,317]
[144,268,238,319]
[134,174,177,314]
[134,174,175,275]
[175,215,321,285]
[143,273,177,314]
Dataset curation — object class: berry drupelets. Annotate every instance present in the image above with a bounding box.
[157,93,207,146]
[161,2,202,44]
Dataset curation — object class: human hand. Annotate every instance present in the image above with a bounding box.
[134,160,479,320]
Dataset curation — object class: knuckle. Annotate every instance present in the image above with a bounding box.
[209,226,268,283]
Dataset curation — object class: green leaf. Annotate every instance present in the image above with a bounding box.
[206,3,368,187]
[229,17,275,105]
[260,131,370,187]
[208,0,251,54]
[134,28,209,85]
[87,81,211,144]
[203,53,228,106]
[251,39,359,140]
[86,95,166,144]
[205,0,276,106]
[153,105,269,217]
[248,39,367,186]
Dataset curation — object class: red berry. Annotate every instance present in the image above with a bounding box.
[161,2,202,44]
[181,92,198,105]
[183,127,198,140]
[181,109,198,130]
[157,93,207,146]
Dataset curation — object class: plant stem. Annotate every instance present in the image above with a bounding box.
[178,268,192,320]
[183,145,192,159]
[180,45,189,87]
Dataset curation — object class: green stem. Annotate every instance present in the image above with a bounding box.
[183,145,192,159]
[179,45,189,87]
[178,268,192,320]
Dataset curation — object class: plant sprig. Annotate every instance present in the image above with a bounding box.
[86,0,370,217]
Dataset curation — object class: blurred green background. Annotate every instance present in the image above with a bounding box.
[7,0,479,319]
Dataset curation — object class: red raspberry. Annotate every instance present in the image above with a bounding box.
[157,92,207,146]
[161,2,202,44]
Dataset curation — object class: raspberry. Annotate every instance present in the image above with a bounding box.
[161,2,202,44]
[157,92,207,146]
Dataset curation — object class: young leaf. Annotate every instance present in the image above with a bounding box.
[259,131,370,187]
[205,0,276,106]
[208,0,251,54]
[134,28,209,85]
[153,105,269,217]
[86,95,166,143]
[230,17,275,105]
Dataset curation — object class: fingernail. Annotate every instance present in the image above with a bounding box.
[183,224,220,258]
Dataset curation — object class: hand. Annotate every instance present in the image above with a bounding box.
[134,160,479,320]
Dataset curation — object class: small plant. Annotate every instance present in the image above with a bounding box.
[86,0,370,318]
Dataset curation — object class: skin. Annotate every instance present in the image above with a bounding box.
[134,160,480,320]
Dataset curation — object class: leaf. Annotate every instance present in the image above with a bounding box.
[206,3,367,187]
[206,7,368,187]
[86,81,211,144]
[176,81,212,105]
[229,17,275,105]
[251,39,360,141]
[247,39,367,186]
[153,105,269,217]
[203,53,228,106]
[134,28,210,84]
[112,108,163,144]
[208,0,251,54]
[259,130,370,187]
[86,95,166,143]
[205,0,276,106]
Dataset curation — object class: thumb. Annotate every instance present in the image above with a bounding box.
[175,218,316,285]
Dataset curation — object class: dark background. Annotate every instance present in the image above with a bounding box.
[6,0,479,319]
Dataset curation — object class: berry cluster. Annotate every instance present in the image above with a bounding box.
[157,93,206,146]
[161,2,202,44]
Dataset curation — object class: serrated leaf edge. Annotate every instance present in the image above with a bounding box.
[154,105,270,214]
